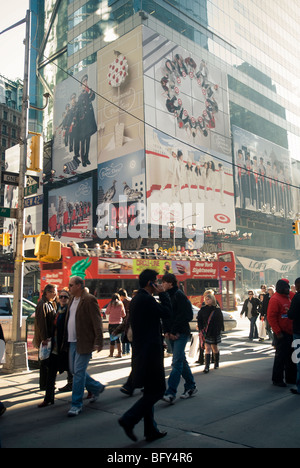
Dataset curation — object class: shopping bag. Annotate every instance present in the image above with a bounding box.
[258,319,267,340]
[39,339,52,361]
[189,333,200,359]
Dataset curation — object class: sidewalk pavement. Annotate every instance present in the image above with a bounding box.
[1,323,300,449]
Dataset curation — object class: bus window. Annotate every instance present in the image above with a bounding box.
[186,279,219,296]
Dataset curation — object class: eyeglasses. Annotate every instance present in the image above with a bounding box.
[59,295,69,299]
[248,293,254,295]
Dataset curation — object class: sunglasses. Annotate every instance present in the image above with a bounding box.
[59,295,69,299]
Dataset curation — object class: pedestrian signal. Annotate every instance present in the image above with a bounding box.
[292,221,300,235]
[34,232,61,262]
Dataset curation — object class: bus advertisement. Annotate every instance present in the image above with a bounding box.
[40,246,237,312]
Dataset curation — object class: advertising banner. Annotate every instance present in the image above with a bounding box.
[3,145,43,252]
[232,125,293,218]
[48,177,93,243]
[53,63,98,177]
[237,256,298,273]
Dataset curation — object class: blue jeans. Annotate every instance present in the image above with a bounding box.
[249,316,258,339]
[165,334,196,397]
[69,342,104,408]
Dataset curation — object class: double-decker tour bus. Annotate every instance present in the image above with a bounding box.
[39,243,237,312]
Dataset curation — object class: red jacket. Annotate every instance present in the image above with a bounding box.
[267,292,295,336]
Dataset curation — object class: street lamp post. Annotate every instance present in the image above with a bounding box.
[2,10,31,372]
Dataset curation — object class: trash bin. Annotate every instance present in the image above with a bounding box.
[26,313,39,368]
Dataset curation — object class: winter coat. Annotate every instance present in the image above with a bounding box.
[164,286,193,335]
[288,291,300,335]
[64,290,103,354]
[267,291,294,336]
[130,289,171,395]
[241,297,260,318]
[33,298,57,348]
[197,305,224,337]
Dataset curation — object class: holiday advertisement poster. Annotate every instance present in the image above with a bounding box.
[97,150,146,231]
[48,177,93,243]
[145,126,236,232]
[142,26,231,157]
[3,145,43,252]
[232,125,293,218]
[97,26,144,165]
[52,63,98,177]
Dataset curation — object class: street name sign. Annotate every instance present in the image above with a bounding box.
[24,194,44,208]
[0,207,17,218]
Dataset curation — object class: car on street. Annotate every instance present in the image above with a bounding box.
[0,295,36,341]
[100,303,237,334]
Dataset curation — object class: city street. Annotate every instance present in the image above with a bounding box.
[1,314,300,449]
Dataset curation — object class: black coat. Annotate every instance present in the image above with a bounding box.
[164,286,193,335]
[130,289,171,396]
[197,305,224,337]
[288,291,300,334]
[241,297,261,318]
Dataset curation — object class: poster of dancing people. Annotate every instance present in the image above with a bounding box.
[233,126,293,218]
[146,126,236,232]
[53,63,98,177]
[48,178,93,243]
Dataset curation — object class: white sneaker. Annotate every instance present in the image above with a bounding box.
[180,388,198,399]
[89,385,106,403]
[162,394,176,404]
[68,406,82,417]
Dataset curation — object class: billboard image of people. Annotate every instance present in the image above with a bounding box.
[233,125,293,218]
[53,63,98,177]
[48,177,93,243]
[146,126,236,232]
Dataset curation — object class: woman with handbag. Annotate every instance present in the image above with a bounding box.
[197,294,224,374]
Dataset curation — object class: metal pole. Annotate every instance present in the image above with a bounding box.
[5,10,31,372]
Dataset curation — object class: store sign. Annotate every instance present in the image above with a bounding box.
[237,256,298,273]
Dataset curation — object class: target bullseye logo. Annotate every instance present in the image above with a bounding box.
[214,214,231,224]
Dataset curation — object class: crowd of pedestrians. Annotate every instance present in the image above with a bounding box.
[0,272,300,445]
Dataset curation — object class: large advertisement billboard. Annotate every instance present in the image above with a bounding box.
[47,177,93,244]
[143,26,235,233]
[53,63,98,177]
[232,125,293,218]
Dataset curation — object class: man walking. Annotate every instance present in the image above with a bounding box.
[118,269,171,442]
[268,278,296,387]
[161,273,197,404]
[65,276,105,417]
[288,277,300,395]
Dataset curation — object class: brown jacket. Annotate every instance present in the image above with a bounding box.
[65,290,103,354]
[33,298,57,348]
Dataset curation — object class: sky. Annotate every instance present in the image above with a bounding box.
[0,0,29,80]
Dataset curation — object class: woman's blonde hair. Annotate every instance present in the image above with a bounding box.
[205,294,217,306]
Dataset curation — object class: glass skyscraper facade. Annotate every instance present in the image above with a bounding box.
[33,0,300,289]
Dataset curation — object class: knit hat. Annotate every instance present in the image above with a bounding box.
[276,279,290,295]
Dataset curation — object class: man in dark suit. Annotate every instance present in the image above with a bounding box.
[118,269,172,442]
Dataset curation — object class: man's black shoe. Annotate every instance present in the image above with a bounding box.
[120,386,133,396]
[118,418,138,442]
[290,388,300,395]
[145,431,167,442]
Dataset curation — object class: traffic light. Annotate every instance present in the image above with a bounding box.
[0,234,3,246]
[34,232,61,262]
[292,221,300,235]
[3,233,11,246]
[28,134,42,172]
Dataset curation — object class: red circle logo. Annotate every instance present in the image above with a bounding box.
[214,214,231,224]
